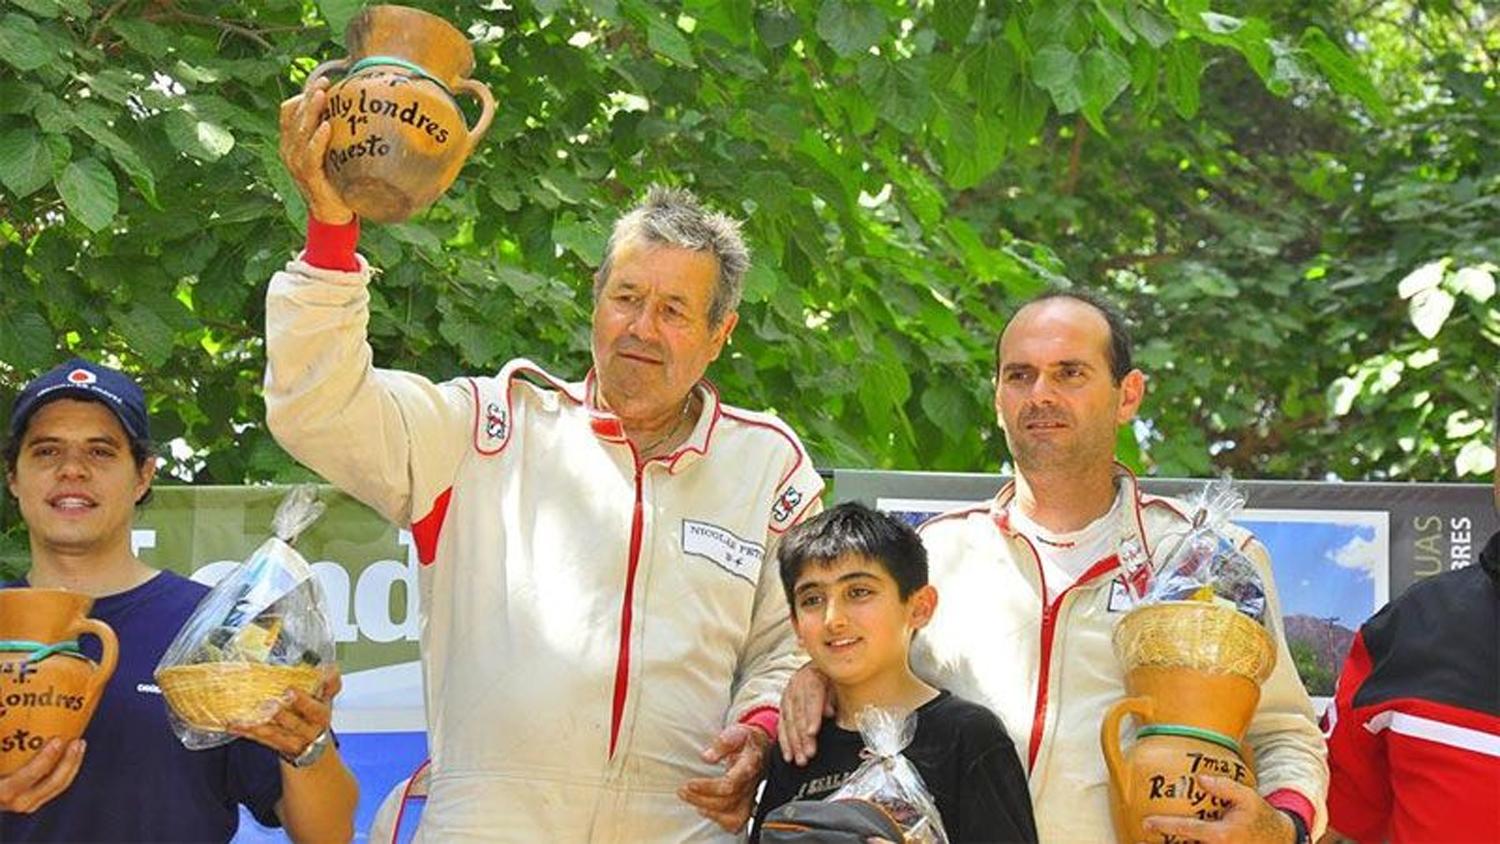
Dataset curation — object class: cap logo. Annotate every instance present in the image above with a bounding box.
[67,369,97,385]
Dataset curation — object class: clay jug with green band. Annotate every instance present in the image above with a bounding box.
[1101,602,1277,843]
[0,589,118,775]
[305,4,496,223]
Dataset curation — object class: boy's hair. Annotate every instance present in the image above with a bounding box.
[777,501,929,607]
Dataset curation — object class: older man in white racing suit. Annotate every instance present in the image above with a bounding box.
[269,81,821,841]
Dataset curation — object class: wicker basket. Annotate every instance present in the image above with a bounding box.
[156,662,323,731]
[1113,601,1275,683]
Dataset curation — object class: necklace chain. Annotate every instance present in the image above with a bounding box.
[637,396,695,456]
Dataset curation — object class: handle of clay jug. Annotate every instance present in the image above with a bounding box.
[455,77,497,152]
[1100,696,1154,808]
[304,58,351,92]
[67,617,119,727]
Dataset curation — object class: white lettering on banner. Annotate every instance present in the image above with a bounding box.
[315,562,358,641]
[181,531,422,645]
[354,532,421,644]
[681,520,764,584]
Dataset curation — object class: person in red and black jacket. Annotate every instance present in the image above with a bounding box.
[1323,386,1500,844]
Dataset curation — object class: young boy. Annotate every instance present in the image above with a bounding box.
[751,502,1038,843]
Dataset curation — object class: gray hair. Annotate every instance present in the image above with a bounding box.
[592,185,749,327]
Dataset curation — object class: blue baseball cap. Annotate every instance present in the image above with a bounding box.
[8,358,150,443]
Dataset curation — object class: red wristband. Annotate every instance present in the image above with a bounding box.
[1265,789,1315,836]
[302,215,360,271]
[738,706,780,741]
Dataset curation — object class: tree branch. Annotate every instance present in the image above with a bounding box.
[1060,117,1088,195]
[146,5,274,50]
[1091,251,1181,274]
[89,0,134,45]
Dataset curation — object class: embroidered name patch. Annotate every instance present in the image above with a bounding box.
[682,520,764,584]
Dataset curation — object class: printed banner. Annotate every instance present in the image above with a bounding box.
[833,470,1498,701]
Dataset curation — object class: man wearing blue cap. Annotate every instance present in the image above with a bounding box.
[1,358,359,842]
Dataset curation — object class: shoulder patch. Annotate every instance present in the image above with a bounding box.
[471,358,584,456]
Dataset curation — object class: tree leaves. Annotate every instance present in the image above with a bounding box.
[552,213,606,265]
[0,307,55,371]
[1300,27,1391,120]
[55,158,118,232]
[1081,46,1131,132]
[0,0,1480,507]
[0,130,51,197]
[646,15,696,67]
[756,6,802,50]
[932,0,980,44]
[0,13,50,71]
[317,0,363,41]
[1127,5,1175,48]
[1032,44,1082,114]
[816,0,886,58]
[1165,39,1202,118]
[164,111,237,162]
[1397,259,1447,299]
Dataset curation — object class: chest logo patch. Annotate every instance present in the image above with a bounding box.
[682,520,764,584]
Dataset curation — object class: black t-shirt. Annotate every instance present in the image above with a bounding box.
[752,690,1038,844]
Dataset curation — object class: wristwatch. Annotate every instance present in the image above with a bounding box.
[282,729,332,768]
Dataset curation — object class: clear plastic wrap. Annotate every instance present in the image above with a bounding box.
[154,486,335,749]
[825,706,950,844]
[1135,478,1268,623]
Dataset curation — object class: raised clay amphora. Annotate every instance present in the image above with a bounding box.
[0,589,118,775]
[1101,601,1276,843]
[306,5,495,223]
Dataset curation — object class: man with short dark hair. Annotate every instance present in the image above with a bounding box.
[1,357,358,842]
[1323,387,1500,843]
[271,81,823,838]
[781,291,1329,842]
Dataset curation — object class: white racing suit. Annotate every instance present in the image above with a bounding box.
[265,257,822,841]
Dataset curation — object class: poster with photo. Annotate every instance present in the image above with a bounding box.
[878,498,1390,706]
[839,469,1494,714]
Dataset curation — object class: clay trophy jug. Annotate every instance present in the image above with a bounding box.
[1100,601,1276,843]
[305,5,496,223]
[0,589,118,774]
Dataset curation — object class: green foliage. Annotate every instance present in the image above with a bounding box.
[1289,639,1334,696]
[0,0,1493,568]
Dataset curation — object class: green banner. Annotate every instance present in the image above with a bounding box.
[134,485,419,678]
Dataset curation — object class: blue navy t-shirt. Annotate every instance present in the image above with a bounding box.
[0,571,284,842]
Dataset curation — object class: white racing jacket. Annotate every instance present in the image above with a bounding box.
[264,258,822,841]
[914,469,1329,842]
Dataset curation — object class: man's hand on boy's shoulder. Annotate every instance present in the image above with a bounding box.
[678,722,774,832]
[778,664,835,766]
